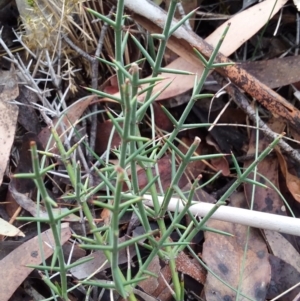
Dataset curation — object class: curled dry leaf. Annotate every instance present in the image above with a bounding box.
[153,264,172,300]
[149,251,206,300]
[135,154,194,191]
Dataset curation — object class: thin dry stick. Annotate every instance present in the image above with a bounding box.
[89,7,115,161]
[212,72,300,165]
[176,2,192,31]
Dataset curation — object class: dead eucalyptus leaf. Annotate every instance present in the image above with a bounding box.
[38,95,94,151]
[0,218,24,237]
[240,56,300,89]
[0,223,71,301]
[0,69,19,186]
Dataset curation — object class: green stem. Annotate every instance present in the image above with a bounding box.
[30,142,68,300]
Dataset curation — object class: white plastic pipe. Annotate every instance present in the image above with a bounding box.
[142,195,300,236]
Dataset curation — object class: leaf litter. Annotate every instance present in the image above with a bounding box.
[2,0,300,300]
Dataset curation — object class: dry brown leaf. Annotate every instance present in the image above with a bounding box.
[95,120,122,155]
[153,264,172,300]
[152,102,174,132]
[135,154,193,191]
[206,135,230,176]
[38,95,95,151]
[267,255,300,300]
[138,255,160,294]
[276,149,300,203]
[202,193,271,300]
[0,69,19,186]
[0,223,71,301]
[16,86,41,133]
[240,56,300,89]
[265,230,300,274]
[151,251,206,300]
[175,251,206,284]
[203,219,271,301]
[177,137,206,178]
[293,292,300,301]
